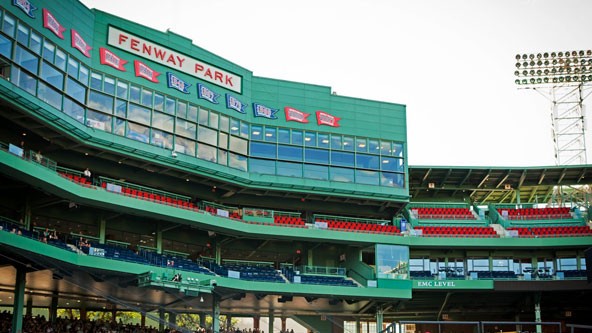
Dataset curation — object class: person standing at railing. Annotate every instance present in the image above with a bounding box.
[34,150,42,164]
[83,167,92,183]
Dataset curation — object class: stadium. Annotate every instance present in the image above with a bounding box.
[0,1,591,332]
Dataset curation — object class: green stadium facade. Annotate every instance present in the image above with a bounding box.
[0,1,591,332]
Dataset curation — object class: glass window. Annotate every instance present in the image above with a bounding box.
[305,148,329,164]
[229,136,248,155]
[2,14,15,37]
[251,142,277,159]
[331,151,354,167]
[40,61,63,89]
[356,169,379,185]
[116,81,128,99]
[278,128,290,144]
[104,76,115,95]
[229,118,239,135]
[31,33,42,54]
[199,108,209,126]
[380,141,391,155]
[141,89,153,107]
[16,23,29,46]
[381,157,403,172]
[55,49,66,71]
[152,112,174,132]
[66,77,86,103]
[468,258,489,272]
[304,164,328,180]
[164,97,175,114]
[175,118,196,139]
[90,72,102,90]
[187,104,199,122]
[278,145,302,162]
[356,154,379,170]
[42,41,55,63]
[0,34,12,58]
[88,90,114,114]
[393,142,404,157]
[174,136,196,156]
[128,104,150,125]
[63,97,85,123]
[277,161,302,177]
[209,112,219,129]
[129,84,140,104]
[264,127,276,142]
[218,132,228,149]
[356,138,368,152]
[219,115,229,132]
[343,136,354,151]
[37,82,62,110]
[113,117,125,136]
[198,144,217,163]
[376,245,409,279]
[67,57,78,77]
[115,99,127,118]
[176,101,187,118]
[251,125,263,141]
[151,129,173,150]
[12,67,36,95]
[304,132,316,147]
[381,172,404,187]
[15,45,38,73]
[369,139,380,154]
[197,126,217,146]
[250,159,275,175]
[153,93,163,111]
[218,149,227,166]
[292,130,303,146]
[126,122,149,143]
[331,167,354,183]
[228,153,247,171]
[240,121,249,138]
[331,134,342,150]
[86,109,112,132]
[79,65,89,85]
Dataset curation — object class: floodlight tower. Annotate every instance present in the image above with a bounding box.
[514,50,592,165]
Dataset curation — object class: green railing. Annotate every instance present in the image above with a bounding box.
[221,259,275,268]
[295,265,347,276]
[99,176,191,202]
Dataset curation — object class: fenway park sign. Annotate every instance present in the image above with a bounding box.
[107,26,242,93]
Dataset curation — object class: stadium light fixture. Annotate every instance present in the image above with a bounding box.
[514,49,592,86]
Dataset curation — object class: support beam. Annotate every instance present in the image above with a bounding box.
[11,266,26,333]
[212,294,220,333]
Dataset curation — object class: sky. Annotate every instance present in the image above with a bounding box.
[80,0,592,167]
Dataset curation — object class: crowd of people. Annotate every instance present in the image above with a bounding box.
[0,312,298,333]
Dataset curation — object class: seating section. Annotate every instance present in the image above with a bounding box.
[282,268,357,287]
[60,172,92,186]
[318,219,400,234]
[204,205,241,219]
[414,225,498,237]
[274,215,305,227]
[507,226,592,237]
[498,207,572,220]
[205,262,285,283]
[114,186,196,210]
[413,207,476,220]
[557,270,587,278]
[469,271,517,279]
[410,270,433,279]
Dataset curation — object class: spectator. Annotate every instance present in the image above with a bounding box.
[83,168,92,182]
[34,150,43,164]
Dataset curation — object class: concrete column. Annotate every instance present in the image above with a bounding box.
[226,315,232,331]
[212,294,220,333]
[268,312,274,333]
[49,292,58,323]
[534,292,542,333]
[200,312,207,330]
[25,297,33,316]
[169,312,177,330]
[376,306,384,333]
[11,266,26,333]
[158,309,165,332]
[99,218,106,244]
[254,316,260,331]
